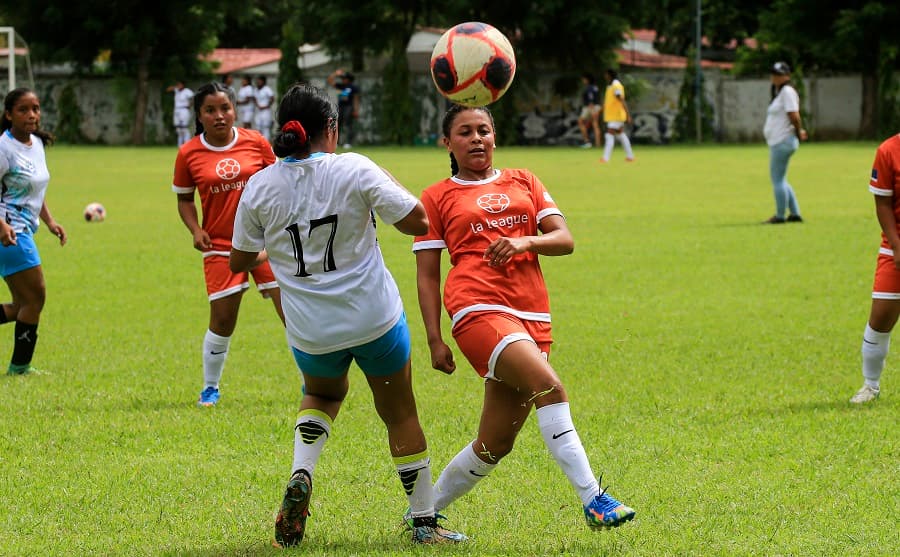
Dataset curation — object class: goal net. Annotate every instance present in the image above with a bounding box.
[0,27,35,93]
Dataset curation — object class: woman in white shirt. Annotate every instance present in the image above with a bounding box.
[762,61,808,224]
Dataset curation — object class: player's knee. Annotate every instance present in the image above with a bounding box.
[528,382,567,405]
[474,438,515,463]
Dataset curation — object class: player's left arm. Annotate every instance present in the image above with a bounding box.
[788,111,808,141]
[39,202,66,246]
[352,88,360,118]
[229,248,266,273]
[484,214,573,267]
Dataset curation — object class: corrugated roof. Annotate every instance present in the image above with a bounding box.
[205,48,282,75]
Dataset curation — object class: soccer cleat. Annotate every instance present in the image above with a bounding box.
[584,484,635,529]
[625,157,635,162]
[580,142,592,148]
[849,384,880,404]
[6,364,39,375]
[274,469,312,548]
[786,214,804,223]
[402,508,451,531]
[763,216,786,224]
[411,520,468,544]
[197,386,220,407]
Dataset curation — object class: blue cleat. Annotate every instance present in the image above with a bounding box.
[197,386,220,407]
[584,483,635,529]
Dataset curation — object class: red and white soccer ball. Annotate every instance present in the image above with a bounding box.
[84,202,106,222]
[430,22,516,107]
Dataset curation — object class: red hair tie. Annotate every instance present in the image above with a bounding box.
[281,120,307,144]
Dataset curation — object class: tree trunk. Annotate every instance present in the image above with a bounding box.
[859,71,878,139]
[130,43,152,145]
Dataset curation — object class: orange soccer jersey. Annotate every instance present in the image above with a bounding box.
[868,134,900,297]
[413,168,564,327]
[172,128,275,252]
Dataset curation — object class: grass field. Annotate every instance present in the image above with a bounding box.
[1,142,897,556]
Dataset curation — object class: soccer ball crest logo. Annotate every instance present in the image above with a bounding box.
[216,158,241,181]
[430,22,516,107]
[477,193,510,214]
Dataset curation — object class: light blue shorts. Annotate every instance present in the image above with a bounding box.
[291,314,411,378]
[0,232,41,277]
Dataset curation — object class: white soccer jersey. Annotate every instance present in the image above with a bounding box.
[233,152,418,354]
[0,130,50,234]
[174,87,194,110]
[255,85,274,114]
[237,84,256,123]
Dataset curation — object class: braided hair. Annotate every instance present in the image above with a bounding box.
[440,104,494,176]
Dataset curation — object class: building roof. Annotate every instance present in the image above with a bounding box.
[616,48,733,70]
[206,48,282,75]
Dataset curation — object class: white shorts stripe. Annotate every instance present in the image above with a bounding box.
[486,332,535,380]
[870,186,893,196]
[451,303,551,328]
[879,247,894,257]
[209,282,249,301]
[872,291,900,300]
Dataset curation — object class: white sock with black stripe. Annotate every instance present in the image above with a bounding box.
[291,409,332,477]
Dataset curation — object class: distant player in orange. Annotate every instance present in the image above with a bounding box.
[172,81,285,407]
[413,104,635,530]
[852,133,900,403]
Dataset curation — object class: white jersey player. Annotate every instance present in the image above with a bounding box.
[236,76,256,129]
[230,83,467,548]
[169,80,194,146]
[253,76,275,142]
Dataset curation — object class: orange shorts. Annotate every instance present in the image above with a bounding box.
[872,250,900,299]
[452,311,552,379]
[203,253,278,301]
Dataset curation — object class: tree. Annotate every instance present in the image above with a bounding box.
[741,0,900,138]
[6,1,233,144]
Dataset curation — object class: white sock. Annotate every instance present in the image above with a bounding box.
[862,324,889,389]
[617,133,634,159]
[603,133,614,161]
[292,409,332,477]
[202,329,230,389]
[433,442,496,512]
[395,451,435,519]
[536,402,599,506]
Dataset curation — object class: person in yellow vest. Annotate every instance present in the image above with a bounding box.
[599,69,634,163]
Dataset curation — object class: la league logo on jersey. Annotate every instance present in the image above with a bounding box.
[216,158,241,181]
[476,193,510,213]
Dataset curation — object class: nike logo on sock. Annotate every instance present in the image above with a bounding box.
[552,429,574,439]
[210,350,227,355]
[468,470,486,477]
[862,339,877,345]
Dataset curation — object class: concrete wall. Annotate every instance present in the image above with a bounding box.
[3,69,865,145]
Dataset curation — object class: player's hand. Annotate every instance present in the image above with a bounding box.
[0,223,17,247]
[892,252,900,271]
[193,230,213,251]
[484,236,530,267]
[429,341,456,374]
[48,222,67,246]
[255,250,270,268]
[798,128,808,141]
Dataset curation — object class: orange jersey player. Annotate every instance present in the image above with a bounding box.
[853,133,900,403]
[413,104,635,532]
[172,81,285,407]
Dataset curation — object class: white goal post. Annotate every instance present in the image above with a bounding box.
[0,26,35,92]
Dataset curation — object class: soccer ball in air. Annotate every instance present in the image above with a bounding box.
[84,202,106,222]
[430,22,516,107]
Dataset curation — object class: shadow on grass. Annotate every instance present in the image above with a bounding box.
[160,534,471,556]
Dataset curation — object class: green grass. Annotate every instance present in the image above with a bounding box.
[1,143,897,556]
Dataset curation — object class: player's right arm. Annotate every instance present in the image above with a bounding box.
[176,192,212,251]
[416,248,455,374]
